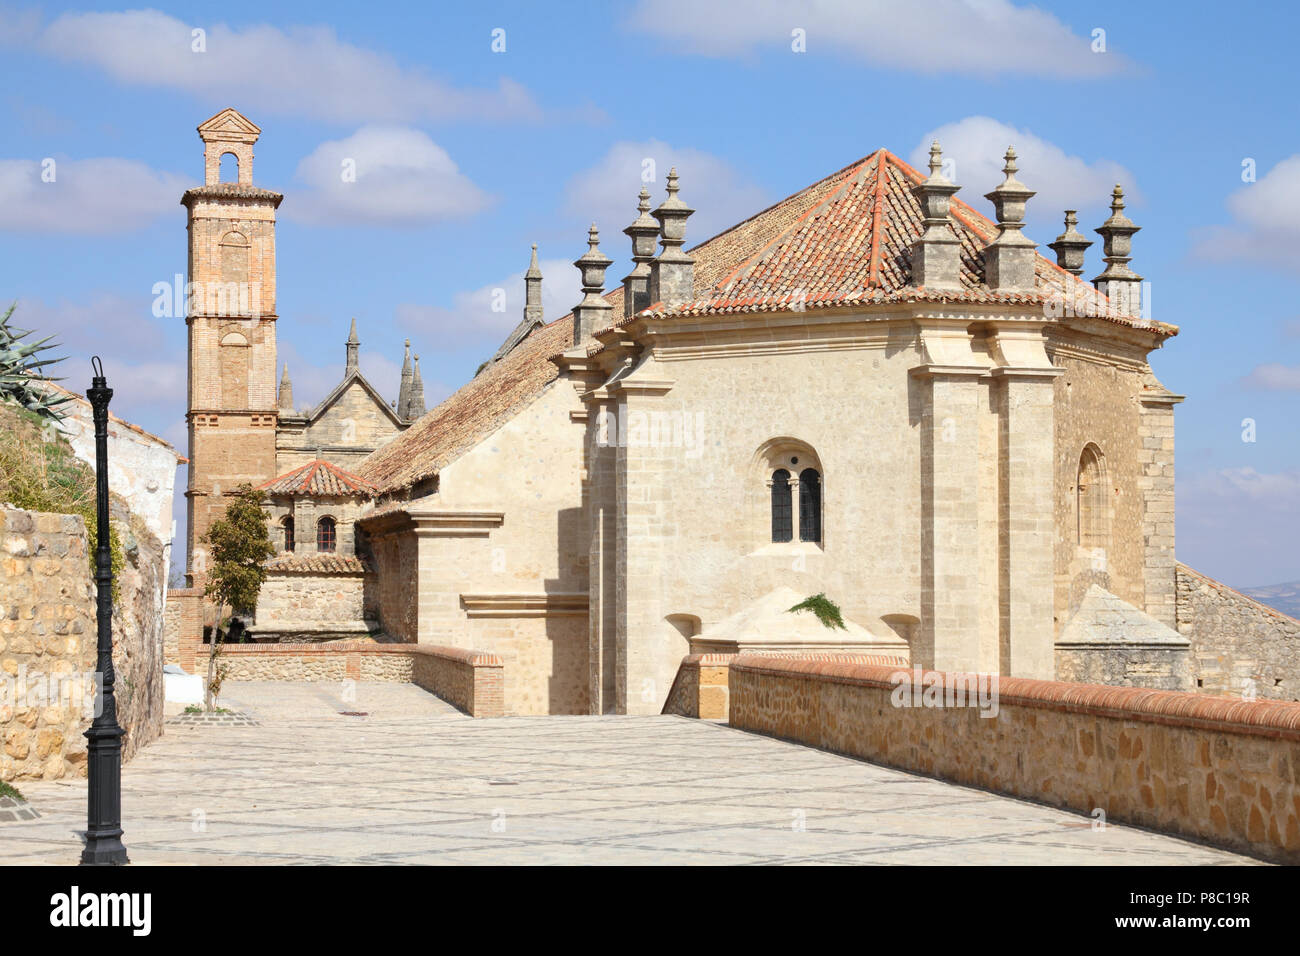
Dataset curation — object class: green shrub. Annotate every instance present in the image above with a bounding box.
[0,780,24,801]
[787,592,847,630]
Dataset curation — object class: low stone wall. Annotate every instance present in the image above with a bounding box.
[729,653,1300,863]
[663,652,908,720]
[216,643,504,717]
[1177,563,1300,701]
[253,569,376,637]
[2,507,165,780]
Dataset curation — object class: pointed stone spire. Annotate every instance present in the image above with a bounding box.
[1048,210,1092,276]
[910,141,963,291]
[524,243,544,325]
[572,223,613,346]
[397,339,412,417]
[405,355,426,419]
[983,146,1038,292]
[648,168,695,309]
[346,317,360,371]
[278,363,293,412]
[622,187,659,319]
[1093,185,1143,315]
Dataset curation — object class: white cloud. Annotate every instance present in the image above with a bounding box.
[1241,363,1300,391]
[285,127,493,227]
[1192,156,1300,268]
[1179,467,1300,586]
[0,157,187,233]
[22,10,540,124]
[627,0,1124,78]
[564,140,768,246]
[910,117,1140,231]
[396,257,581,351]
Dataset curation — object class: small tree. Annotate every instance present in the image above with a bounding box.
[201,484,274,711]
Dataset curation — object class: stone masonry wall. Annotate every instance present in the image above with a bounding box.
[1,509,95,780]
[1177,563,1300,702]
[254,571,373,630]
[2,506,165,780]
[729,653,1300,863]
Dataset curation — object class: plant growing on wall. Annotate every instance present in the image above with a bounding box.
[787,592,847,630]
[0,303,73,422]
[201,484,274,711]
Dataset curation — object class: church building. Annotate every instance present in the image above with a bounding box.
[181,108,1206,715]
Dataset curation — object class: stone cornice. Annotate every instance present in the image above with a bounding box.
[908,364,990,380]
[459,592,589,618]
[407,509,504,538]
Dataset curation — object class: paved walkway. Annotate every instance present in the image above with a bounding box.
[1,681,1257,865]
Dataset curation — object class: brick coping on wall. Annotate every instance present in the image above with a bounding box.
[729,654,1300,740]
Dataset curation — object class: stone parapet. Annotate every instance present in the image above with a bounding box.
[216,642,504,717]
[729,653,1300,863]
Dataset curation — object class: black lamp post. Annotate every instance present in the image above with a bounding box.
[81,356,129,866]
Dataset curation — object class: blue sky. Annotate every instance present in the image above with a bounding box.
[2,0,1298,587]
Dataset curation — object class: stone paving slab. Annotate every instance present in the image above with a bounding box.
[0,681,1262,865]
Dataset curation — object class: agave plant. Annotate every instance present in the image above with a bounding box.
[0,303,72,421]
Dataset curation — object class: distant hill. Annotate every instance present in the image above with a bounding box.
[1239,581,1300,620]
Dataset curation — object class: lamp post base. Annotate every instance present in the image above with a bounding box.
[81,723,128,866]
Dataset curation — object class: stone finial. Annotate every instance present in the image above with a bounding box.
[278,363,293,412]
[1048,210,1092,276]
[1093,184,1143,316]
[405,355,426,419]
[397,339,412,416]
[572,224,613,345]
[649,168,696,310]
[983,146,1038,292]
[524,243,544,325]
[346,317,360,370]
[909,141,962,291]
[622,187,659,319]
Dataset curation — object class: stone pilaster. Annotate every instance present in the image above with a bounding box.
[1139,385,1184,628]
[584,385,619,713]
[911,322,985,672]
[609,374,676,714]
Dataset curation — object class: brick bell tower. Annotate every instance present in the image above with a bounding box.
[181,108,283,587]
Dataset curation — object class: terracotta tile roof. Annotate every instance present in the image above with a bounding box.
[265,553,371,574]
[357,147,1174,494]
[258,460,376,497]
[626,150,1174,335]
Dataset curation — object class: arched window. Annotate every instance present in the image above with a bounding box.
[770,469,793,543]
[1077,444,1108,549]
[282,516,295,553]
[316,516,337,553]
[798,468,822,543]
[219,152,239,183]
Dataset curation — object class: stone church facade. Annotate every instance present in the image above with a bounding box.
[178,109,1298,714]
